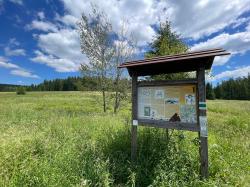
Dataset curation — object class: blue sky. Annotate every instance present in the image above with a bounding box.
[0,0,250,85]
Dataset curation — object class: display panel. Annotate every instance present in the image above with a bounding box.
[138,85,197,123]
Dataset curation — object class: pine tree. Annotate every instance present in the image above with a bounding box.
[206,82,215,100]
[214,83,221,99]
[145,21,189,80]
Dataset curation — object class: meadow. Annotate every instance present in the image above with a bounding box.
[0,91,249,187]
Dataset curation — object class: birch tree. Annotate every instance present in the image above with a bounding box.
[78,6,137,113]
[78,6,114,112]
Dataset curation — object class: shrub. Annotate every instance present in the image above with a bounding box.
[16,87,26,95]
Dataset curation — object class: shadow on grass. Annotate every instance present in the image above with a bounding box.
[100,126,200,186]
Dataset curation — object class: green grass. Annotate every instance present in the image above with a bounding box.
[0,91,249,186]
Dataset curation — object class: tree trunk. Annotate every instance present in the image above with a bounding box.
[102,89,106,112]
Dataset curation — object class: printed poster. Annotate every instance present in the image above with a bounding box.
[138,85,197,122]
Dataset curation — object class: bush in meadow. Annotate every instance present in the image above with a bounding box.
[16,86,26,95]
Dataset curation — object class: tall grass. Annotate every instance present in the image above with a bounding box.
[0,92,249,186]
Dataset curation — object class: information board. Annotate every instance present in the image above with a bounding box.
[138,85,197,123]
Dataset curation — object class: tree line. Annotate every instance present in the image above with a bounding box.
[206,74,250,100]
[0,84,22,92]
[2,74,249,100]
[22,76,130,92]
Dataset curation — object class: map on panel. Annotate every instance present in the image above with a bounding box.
[138,85,197,123]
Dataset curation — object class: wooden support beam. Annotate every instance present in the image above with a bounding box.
[197,67,209,179]
[131,75,138,162]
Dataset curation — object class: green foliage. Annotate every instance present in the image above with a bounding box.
[145,21,190,80]
[16,86,26,95]
[146,21,188,58]
[0,84,20,92]
[0,92,249,186]
[206,82,215,100]
[213,74,250,100]
[78,5,115,113]
[77,6,135,113]
[27,77,97,91]
[15,76,129,93]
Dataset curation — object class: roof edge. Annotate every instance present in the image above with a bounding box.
[121,48,225,66]
[118,50,230,68]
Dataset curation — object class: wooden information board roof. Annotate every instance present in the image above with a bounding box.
[118,48,230,76]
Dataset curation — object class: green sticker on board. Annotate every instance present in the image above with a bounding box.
[199,102,207,110]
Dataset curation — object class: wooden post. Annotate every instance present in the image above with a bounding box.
[131,75,138,161]
[197,67,209,179]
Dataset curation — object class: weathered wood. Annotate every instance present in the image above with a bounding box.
[138,119,199,132]
[137,79,197,87]
[197,66,209,179]
[131,75,138,161]
[120,48,225,66]
[118,48,230,180]
[127,57,214,76]
[119,49,229,68]
[121,49,230,76]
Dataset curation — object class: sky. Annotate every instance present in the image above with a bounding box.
[0,0,250,86]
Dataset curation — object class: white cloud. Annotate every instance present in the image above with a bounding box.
[31,50,80,72]
[26,20,58,32]
[192,32,250,54]
[60,0,165,45]
[10,69,39,78]
[28,11,88,72]
[212,66,250,80]
[213,55,231,66]
[4,47,26,56]
[56,14,78,26]
[0,60,19,69]
[31,28,88,72]
[63,0,250,39]
[9,38,19,45]
[4,38,26,56]
[9,0,23,5]
[165,0,250,39]
[36,29,82,60]
[0,56,39,78]
[60,0,250,42]
[191,32,250,65]
[231,17,250,29]
[27,0,250,73]
[37,11,45,20]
